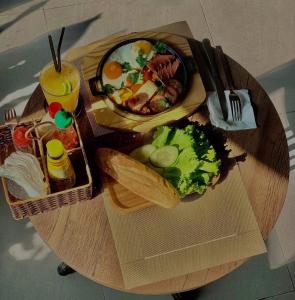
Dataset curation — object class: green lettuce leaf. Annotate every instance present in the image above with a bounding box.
[152,126,172,148]
[168,128,196,150]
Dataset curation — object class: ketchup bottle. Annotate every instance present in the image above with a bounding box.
[53,109,78,150]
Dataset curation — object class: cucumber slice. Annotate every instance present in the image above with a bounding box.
[62,80,72,95]
[130,144,156,163]
[150,145,178,168]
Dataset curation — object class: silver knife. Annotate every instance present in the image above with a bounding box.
[202,39,228,121]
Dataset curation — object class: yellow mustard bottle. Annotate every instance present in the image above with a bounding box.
[46,139,76,192]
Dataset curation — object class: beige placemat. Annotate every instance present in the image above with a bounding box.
[104,166,266,289]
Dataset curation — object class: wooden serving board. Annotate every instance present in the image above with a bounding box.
[80,31,206,133]
[102,175,153,213]
[96,148,181,213]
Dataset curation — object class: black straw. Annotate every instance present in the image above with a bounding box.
[48,35,58,72]
[57,27,65,72]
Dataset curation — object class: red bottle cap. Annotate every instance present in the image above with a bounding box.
[12,127,32,147]
[48,102,62,119]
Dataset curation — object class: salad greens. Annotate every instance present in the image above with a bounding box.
[152,126,172,148]
[130,125,221,197]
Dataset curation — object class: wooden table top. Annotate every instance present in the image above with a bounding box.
[28,22,289,295]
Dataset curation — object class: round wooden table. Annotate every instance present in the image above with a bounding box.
[29,39,289,295]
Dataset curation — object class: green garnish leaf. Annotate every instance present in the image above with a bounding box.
[103,84,115,94]
[154,41,168,54]
[121,62,132,73]
[128,72,140,84]
[157,84,165,92]
[159,99,171,108]
[136,49,148,68]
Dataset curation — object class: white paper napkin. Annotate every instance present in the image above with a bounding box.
[207,89,257,131]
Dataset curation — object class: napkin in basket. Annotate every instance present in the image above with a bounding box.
[0,151,48,199]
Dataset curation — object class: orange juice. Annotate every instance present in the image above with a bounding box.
[40,61,80,113]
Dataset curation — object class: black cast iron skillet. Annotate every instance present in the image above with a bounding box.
[88,38,196,115]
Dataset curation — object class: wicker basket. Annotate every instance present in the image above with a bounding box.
[0,118,92,220]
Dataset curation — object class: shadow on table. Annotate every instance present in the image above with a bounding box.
[0,0,35,13]
[0,1,48,33]
[189,38,292,178]
[0,185,106,299]
[0,13,102,122]
[258,59,295,172]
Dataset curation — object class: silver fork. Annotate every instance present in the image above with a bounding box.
[228,89,242,122]
[4,108,18,125]
[216,46,242,122]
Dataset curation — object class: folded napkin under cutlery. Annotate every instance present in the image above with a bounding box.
[207,89,257,131]
[202,39,257,131]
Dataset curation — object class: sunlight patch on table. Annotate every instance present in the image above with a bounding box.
[8,232,51,261]
[0,82,38,108]
[286,130,293,139]
[268,87,286,116]
[25,221,34,228]
[8,60,26,70]
[287,137,295,147]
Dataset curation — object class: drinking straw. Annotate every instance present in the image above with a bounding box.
[48,35,58,72]
[57,27,65,72]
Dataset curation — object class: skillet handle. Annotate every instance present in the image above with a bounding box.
[88,76,106,96]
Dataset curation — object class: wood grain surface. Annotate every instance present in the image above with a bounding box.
[28,23,289,295]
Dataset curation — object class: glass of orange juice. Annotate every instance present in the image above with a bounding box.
[40,61,80,113]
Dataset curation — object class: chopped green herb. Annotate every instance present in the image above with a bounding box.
[121,62,132,73]
[159,99,171,108]
[136,49,148,68]
[103,84,115,94]
[154,41,168,54]
[120,81,125,88]
[157,84,165,92]
[128,72,140,84]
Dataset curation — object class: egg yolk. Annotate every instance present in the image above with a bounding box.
[103,61,122,79]
[134,41,153,55]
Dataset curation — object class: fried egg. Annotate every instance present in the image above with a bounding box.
[108,44,132,64]
[132,40,154,56]
[102,61,125,89]
[102,40,155,89]
[130,40,155,68]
